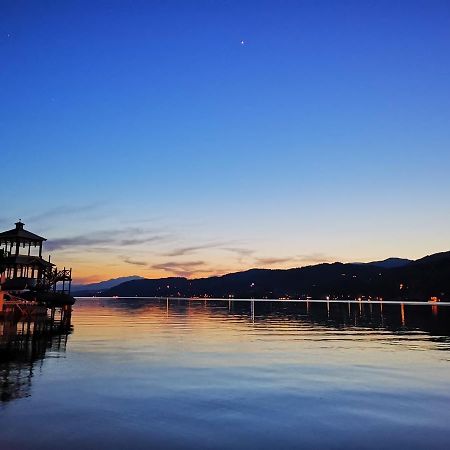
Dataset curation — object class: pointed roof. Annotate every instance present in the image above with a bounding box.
[0,221,46,243]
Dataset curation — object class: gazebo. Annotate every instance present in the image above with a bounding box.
[0,221,71,293]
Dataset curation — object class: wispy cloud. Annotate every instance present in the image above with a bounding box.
[223,247,255,257]
[28,203,102,223]
[45,228,167,251]
[46,236,112,251]
[163,241,229,257]
[151,260,210,277]
[121,257,147,266]
[223,247,255,263]
[120,236,167,246]
[254,253,333,267]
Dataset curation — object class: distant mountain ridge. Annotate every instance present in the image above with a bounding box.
[82,252,450,302]
[357,257,413,269]
[71,276,144,293]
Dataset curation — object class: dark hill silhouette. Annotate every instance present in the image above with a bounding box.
[360,257,412,268]
[388,251,450,300]
[88,252,450,301]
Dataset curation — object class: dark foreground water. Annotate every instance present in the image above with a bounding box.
[1,298,450,450]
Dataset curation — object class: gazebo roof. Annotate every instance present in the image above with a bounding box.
[0,221,46,243]
[1,255,54,267]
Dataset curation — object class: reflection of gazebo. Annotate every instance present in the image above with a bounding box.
[0,312,71,403]
[0,221,71,294]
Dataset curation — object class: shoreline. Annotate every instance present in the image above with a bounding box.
[74,296,450,306]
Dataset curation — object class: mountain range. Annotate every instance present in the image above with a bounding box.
[71,276,144,294]
[73,251,450,301]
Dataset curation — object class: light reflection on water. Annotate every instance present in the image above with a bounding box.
[1,298,450,449]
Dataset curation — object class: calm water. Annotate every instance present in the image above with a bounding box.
[1,298,450,449]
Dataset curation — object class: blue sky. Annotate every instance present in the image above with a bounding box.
[1,0,450,282]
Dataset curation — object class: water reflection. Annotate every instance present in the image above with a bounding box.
[97,298,450,341]
[0,307,72,403]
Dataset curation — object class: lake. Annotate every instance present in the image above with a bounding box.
[1,298,450,449]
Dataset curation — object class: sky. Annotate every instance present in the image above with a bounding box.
[1,0,450,283]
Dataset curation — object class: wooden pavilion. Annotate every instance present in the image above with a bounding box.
[0,221,73,300]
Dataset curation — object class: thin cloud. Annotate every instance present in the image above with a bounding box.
[120,235,168,246]
[163,241,230,257]
[122,257,147,266]
[46,236,113,251]
[255,253,333,267]
[151,260,210,278]
[28,203,102,223]
[223,247,255,264]
[45,228,167,251]
[223,247,255,257]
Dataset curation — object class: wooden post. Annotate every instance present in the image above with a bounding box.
[13,239,19,278]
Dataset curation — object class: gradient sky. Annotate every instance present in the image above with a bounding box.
[1,0,450,283]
